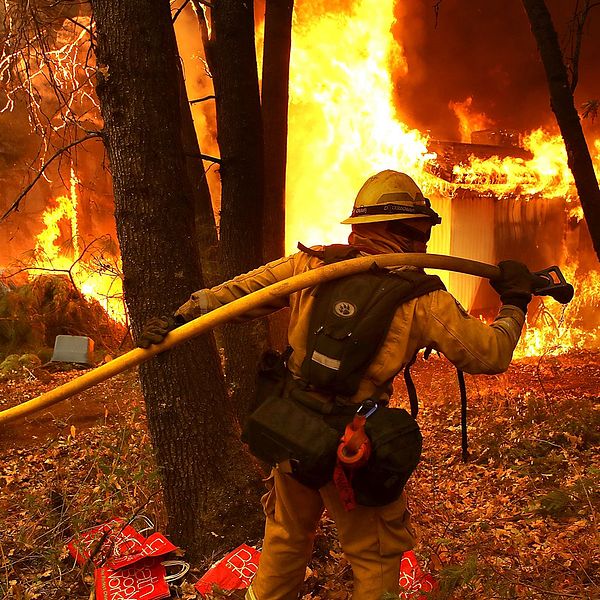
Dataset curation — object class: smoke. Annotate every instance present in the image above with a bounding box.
[391,0,600,141]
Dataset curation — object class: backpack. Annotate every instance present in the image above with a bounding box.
[242,244,446,505]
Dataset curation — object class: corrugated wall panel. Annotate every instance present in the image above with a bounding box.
[449,196,495,311]
[427,193,453,290]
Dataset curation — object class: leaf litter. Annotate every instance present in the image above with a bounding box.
[0,351,598,599]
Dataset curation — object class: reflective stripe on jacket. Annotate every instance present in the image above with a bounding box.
[175,248,525,402]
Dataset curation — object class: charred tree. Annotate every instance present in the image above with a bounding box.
[262,0,293,263]
[91,0,262,560]
[521,0,600,261]
[261,0,294,351]
[202,0,270,422]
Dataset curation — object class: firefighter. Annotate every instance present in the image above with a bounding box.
[139,170,534,600]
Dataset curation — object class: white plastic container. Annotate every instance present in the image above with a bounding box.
[51,335,94,365]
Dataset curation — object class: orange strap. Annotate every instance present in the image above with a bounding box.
[336,414,371,468]
[334,414,371,511]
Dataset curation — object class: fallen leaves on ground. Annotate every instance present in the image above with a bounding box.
[0,352,598,599]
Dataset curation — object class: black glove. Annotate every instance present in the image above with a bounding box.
[137,315,184,349]
[490,260,534,313]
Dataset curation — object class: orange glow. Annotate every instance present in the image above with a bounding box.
[285,0,599,357]
[30,170,126,323]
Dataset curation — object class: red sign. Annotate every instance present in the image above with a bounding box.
[107,533,178,570]
[195,544,261,596]
[95,560,171,600]
[67,519,146,567]
[398,551,437,599]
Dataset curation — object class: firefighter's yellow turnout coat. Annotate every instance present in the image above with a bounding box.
[176,247,525,600]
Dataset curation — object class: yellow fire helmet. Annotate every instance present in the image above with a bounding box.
[341,170,441,225]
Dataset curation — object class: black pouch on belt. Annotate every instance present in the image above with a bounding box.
[250,347,292,414]
[241,393,340,489]
[347,407,422,506]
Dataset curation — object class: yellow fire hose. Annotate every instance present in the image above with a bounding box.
[0,253,573,426]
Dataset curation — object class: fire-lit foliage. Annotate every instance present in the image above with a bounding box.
[1,0,599,357]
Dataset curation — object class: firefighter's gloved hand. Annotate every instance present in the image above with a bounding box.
[174,289,211,322]
[137,315,183,349]
[491,260,534,313]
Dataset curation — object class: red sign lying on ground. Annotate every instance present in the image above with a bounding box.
[68,518,186,600]
[107,533,178,570]
[95,560,171,600]
[398,551,438,599]
[67,519,146,567]
[195,544,261,596]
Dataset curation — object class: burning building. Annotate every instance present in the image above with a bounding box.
[424,133,594,317]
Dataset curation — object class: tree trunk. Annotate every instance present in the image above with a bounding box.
[521,0,600,261]
[262,0,293,263]
[261,0,294,352]
[91,0,262,561]
[206,0,270,422]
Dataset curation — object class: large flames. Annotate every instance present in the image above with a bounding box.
[2,0,599,357]
[28,170,126,324]
[285,0,600,358]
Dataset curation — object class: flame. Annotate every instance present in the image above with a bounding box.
[451,128,575,197]
[2,0,598,356]
[286,0,434,251]
[286,0,600,357]
[29,170,126,323]
[515,265,600,358]
[449,97,494,143]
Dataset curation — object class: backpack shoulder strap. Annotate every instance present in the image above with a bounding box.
[297,242,361,264]
[388,269,446,301]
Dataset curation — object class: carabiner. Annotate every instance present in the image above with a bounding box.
[356,400,378,419]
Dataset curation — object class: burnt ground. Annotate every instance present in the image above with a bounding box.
[0,352,598,599]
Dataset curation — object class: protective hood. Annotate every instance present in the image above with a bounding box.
[347,223,418,255]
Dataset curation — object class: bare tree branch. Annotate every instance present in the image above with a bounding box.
[190,94,215,104]
[64,16,95,40]
[1,132,103,222]
[172,0,190,23]
[433,1,443,28]
[566,0,600,92]
[184,152,221,164]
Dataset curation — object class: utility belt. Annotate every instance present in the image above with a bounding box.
[241,351,422,507]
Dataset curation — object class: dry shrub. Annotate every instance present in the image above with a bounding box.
[0,274,126,361]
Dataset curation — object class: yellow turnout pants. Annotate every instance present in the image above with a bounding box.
[247,467,416,600]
